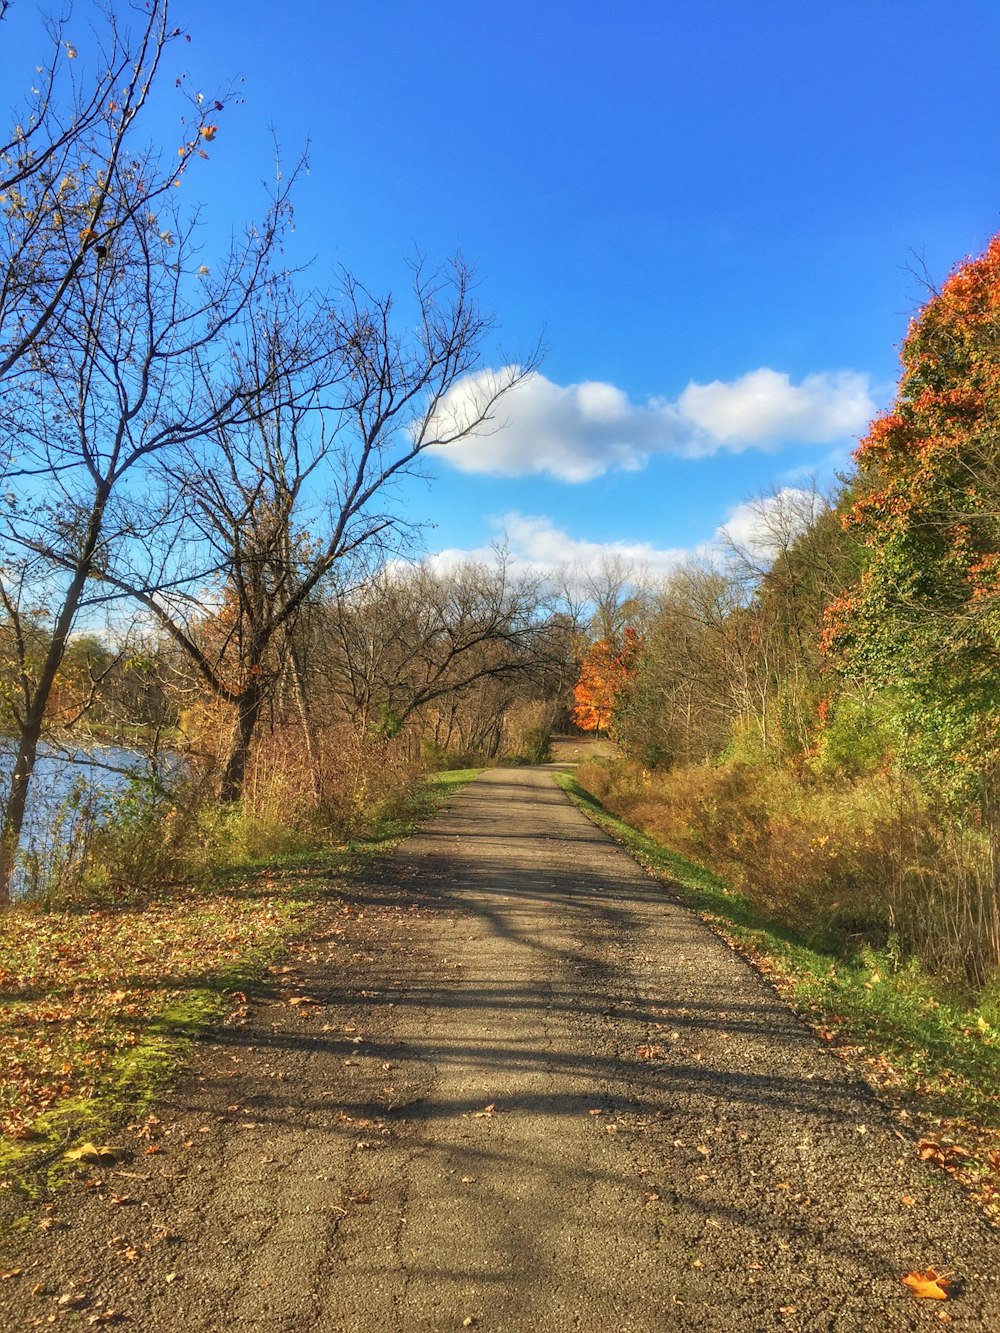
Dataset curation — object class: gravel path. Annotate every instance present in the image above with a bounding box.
[2,766,998,1331]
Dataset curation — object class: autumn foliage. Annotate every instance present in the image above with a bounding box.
[572,629,641,734]
[823,235,1000,787]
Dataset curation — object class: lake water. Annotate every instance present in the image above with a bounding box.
[0,740,156,898]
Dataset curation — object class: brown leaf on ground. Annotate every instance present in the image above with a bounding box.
[901,1267,953,1300]
[470,1103,496,1118]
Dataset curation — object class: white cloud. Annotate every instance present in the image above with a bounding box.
[425,491,824,585]
[428,367,875,482]
[427,513,689,582]
[678,368,873,447]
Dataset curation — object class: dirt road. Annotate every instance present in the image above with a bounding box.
[3,767,999,1330]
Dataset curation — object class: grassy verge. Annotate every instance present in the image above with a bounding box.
[0,769,479,1202]
[556,771,1000,1220]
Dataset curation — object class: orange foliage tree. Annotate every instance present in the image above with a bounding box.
[572,628,642,735]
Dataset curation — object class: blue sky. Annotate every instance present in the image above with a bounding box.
[8,0,1000,579]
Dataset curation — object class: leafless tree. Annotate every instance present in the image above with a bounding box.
[315,558,559,752]
[99,259,538,800]
[1,0,224,383]
[0,22,297,900]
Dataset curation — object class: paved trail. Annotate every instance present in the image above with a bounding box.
[3,767,999,1330]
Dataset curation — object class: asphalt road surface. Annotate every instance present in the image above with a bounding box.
[3,766,999,1331]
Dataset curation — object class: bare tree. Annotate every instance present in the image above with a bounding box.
[0,48,296,900]
[99,259,537,800]
[1,0,224,383]
[316,558,558,748]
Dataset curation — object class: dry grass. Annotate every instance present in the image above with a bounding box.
[577,758,1000,986]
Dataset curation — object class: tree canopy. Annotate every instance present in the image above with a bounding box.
[823,236,1000,792]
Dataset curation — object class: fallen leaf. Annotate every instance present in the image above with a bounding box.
[64,1142,119,1165]
[901,1267,953,1300]
[902,1195,916,1206]
[1,1269,23,1280]
[461,1176,476,1184]
[471,1103,496,1118]
[349,1192,372,1204]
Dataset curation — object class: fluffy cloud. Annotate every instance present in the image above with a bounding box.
[428,367,875,481]
[426,492,823,585]
[678,369,875,448]
[427,513,688,581]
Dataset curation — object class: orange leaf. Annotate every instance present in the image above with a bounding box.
[199,125,218,141]
[901,1268,953,1300]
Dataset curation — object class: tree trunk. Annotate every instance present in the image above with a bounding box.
[219,684,265,804]
[0,558,97,903]
[289,641,323,806]
[0,716,44,906]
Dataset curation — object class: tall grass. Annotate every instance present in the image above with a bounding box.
[12,720,429,905]
[577,757,1000,989]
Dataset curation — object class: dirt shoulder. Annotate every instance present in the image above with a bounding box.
[2,767,998,1331]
